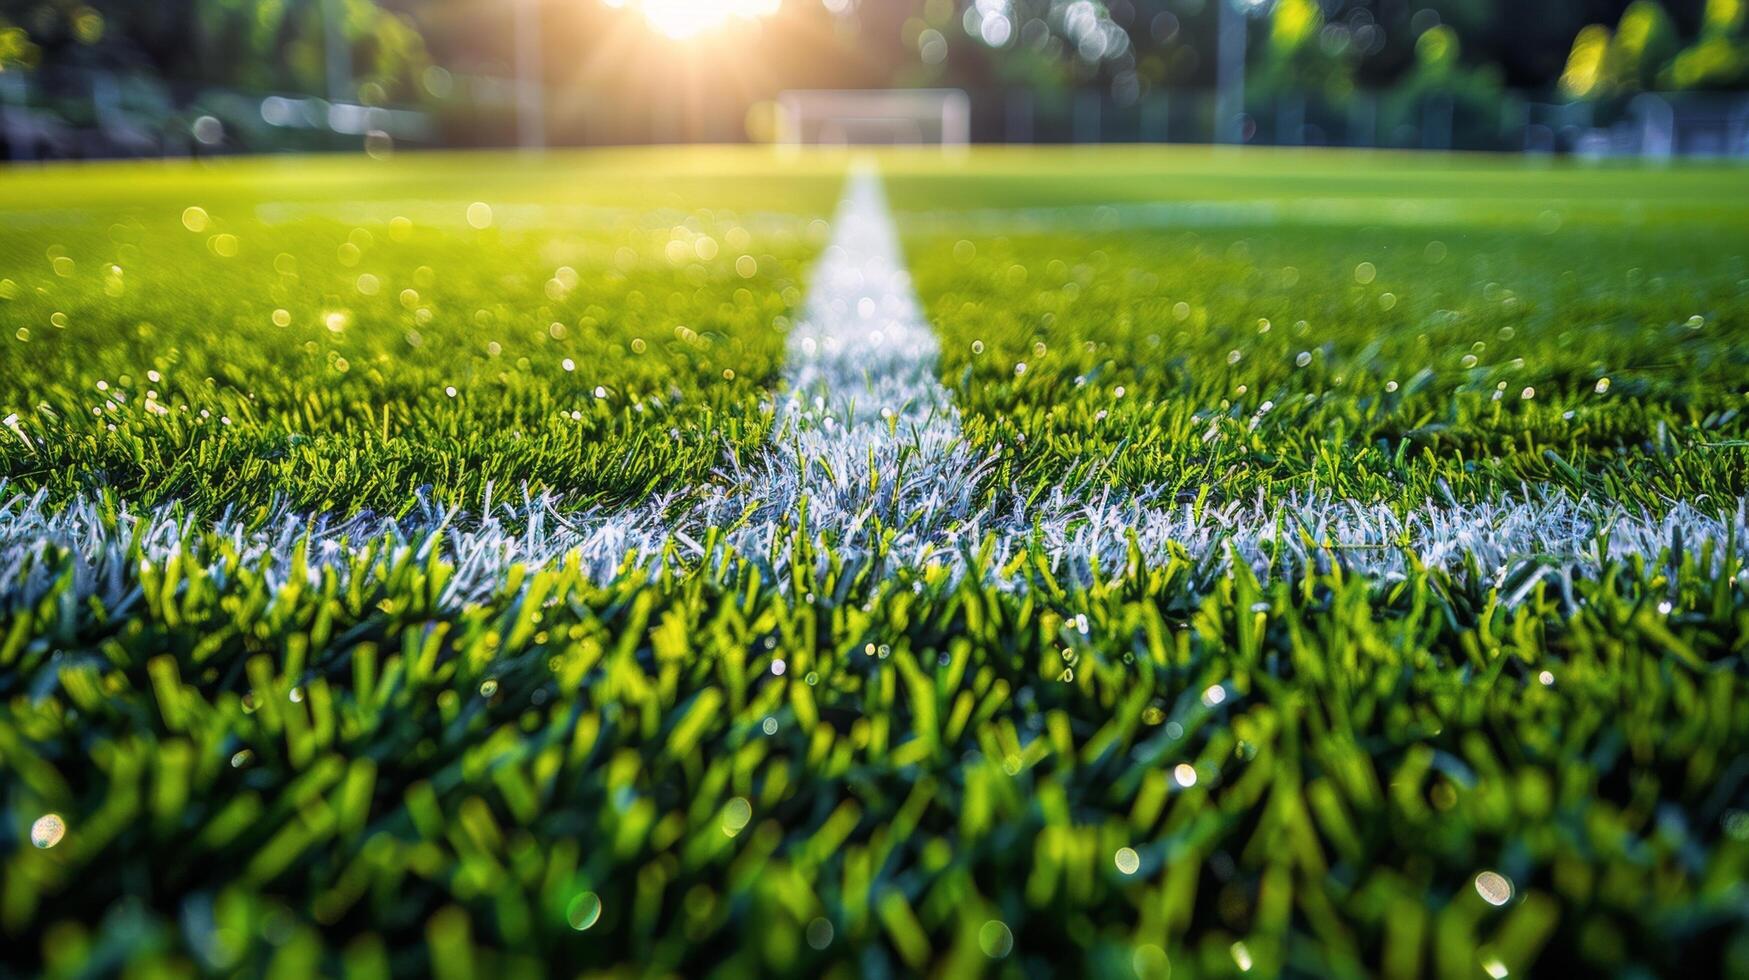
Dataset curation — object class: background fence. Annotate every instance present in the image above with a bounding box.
[4,67,1749,161]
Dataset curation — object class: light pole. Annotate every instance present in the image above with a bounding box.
[324,0,352,103]
[1215,0,1268,145]
[515,0,547,150]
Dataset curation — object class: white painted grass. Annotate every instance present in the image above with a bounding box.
[3,482,1746,611]
[3,167,1745,610]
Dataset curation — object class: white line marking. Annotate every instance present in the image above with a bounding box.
[3,167,1746,610]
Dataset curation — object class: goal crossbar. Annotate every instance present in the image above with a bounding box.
[776,89,970,150]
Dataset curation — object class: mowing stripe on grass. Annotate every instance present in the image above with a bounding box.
[4,167,1748,610]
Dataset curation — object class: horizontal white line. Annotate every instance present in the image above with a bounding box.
[3,483,1744,610]
[6,169,1744,612]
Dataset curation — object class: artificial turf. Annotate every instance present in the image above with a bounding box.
[888,149,1749,510]
[0,150,839,516]
[2,147,1749,978]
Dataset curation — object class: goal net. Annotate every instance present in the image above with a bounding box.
[775,89,970,150]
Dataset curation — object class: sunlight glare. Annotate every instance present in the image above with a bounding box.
[604,0,782,40]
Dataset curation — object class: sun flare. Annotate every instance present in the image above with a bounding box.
[603,0,783,40]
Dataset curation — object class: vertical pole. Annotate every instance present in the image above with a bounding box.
[324,0,352,103]
[1215,0,1247,145]
[1278,93,1304,146]
[0,72,31,161]
[515,0,546,151]
[944,90,971,155]
[1006,89,1034,144]
[1349,91,1377,148]
[1141,93,1169,142]
[1074,89,1100,144]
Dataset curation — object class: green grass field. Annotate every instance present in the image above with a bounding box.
[3,147,1749,978]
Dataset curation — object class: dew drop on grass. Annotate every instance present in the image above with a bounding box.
[1354,261,1377,284]
[1114,847,1141,875]
[31,813,65,848]
[1133,944,1170,979]
[1173,763,1197,788]
[978,920,1013,958]
[806,917,834,950]
[181,207,209,233]
[1474,870,1513,905]
[1595,377,1611,394]
[722,797,752,836]
[566,892,602,931]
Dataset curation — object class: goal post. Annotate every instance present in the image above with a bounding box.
[775,89,971,151]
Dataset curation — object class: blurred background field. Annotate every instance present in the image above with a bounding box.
[2,1,1749,159]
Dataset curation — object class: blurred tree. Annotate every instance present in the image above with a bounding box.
[1608,1,1681,90]
[8,0,427,99]
[1560,1,1682,97]
[1560,23,1615,98]
[1662,0,1749,87]
[1380,23,1504,146]
[1248,0,1358,103]
[0,15,38,70]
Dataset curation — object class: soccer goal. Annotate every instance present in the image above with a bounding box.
[775,89,970,151]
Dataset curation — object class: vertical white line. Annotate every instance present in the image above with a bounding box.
[735,162,985,555]
[4,166,1745,606]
